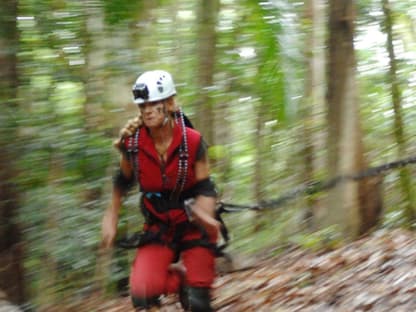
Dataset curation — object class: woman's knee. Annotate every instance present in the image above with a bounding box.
[129,244,175,297]
[182,246,216,287]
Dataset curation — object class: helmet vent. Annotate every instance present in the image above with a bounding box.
[157,79,164,93]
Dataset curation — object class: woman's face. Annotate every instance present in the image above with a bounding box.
[139,100,167,128]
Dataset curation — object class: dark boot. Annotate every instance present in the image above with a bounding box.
[180,286,212,312]
[179,285,190,310]
[131,295,160,310]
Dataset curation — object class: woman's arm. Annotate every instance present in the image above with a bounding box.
[190,156,220,238]
[101,155,133,248]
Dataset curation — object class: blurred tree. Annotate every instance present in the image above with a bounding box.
[83,2,106,133]
[0,0,26,304]
[37,150,63,306]
[194,0,219,144]
[382,0,416,223]
[244,0,286,204]
[326,0,382,238]
[299,0,326,228]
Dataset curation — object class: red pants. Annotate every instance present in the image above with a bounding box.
[129,237,217,298]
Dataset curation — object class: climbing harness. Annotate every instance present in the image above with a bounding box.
[118,109,230,256]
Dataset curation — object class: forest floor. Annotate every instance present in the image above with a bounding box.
[93,228,416,312]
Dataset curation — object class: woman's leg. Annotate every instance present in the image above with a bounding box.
[181,246,216,312]
[182,246,216,287]
[129,244,181,308]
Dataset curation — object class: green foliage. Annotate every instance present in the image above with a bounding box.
[208,145,229,161]
[383,210,408,228]
[102,0,143,25]
[246,0,286,122]
[8,0,416,308]
[289,225,344,252]
[225,208,295,255]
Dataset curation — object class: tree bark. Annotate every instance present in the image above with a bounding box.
[382,0,416,223]
[0,0,26,304]
[326,0,382,238]
[301,0,326,228]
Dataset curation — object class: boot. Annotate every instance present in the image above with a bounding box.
[131,295,160,310]
[180,286,212,312]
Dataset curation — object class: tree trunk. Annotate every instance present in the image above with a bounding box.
[326,0,382,238]
[382,0,416,223]
[0,0,26,304]
[213,99,232,199]
[83,2,106,133]
[300,0,326,228]
[37,153,63,307]
[253,108,264,204]
[195,0,219,145]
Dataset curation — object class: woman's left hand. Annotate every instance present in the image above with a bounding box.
[113,115,142,151]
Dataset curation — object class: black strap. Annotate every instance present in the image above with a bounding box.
[113,169,135,194]
[116,215,230,258]
[179,239,228,258]
[216,210,230,244]
[126,129,140,186]
[115,231,163,249]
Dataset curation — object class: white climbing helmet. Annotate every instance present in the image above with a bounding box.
[132,70,177,104]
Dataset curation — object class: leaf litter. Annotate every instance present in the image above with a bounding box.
[93,228,416,311]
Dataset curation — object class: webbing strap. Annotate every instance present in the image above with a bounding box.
[171,108,189,200]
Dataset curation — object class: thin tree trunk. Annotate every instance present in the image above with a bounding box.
[301,0,326,228]
[83,2,106,133]
[252,101,269,232]
[253,103,266,205]
[0,0,25,304]
[382,0,416,223]
[213,100,232,199]
[80,2,107,204]
[326,0,360,236]
[195,0,219,145]
[37,153,62,307]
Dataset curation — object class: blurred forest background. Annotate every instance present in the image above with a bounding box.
[1,0,415,310]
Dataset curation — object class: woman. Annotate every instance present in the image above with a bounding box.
[101,70,220,311]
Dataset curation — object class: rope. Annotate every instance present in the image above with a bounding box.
[219,154,416,213]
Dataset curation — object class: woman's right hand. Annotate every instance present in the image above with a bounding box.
[113,115,142,151]
[101,209,118,249]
